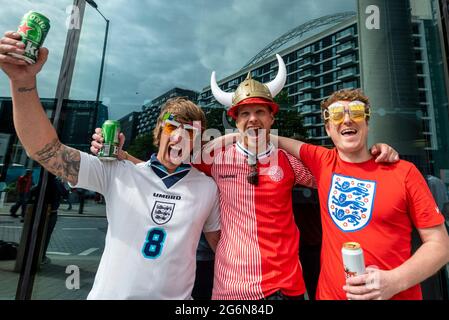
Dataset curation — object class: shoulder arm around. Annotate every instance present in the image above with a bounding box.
[284,150,316,189]
[272,135,305,160]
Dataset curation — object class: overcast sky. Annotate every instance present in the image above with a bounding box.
[0,0,354,119]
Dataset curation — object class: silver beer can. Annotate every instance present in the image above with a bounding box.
[342,242,366,278]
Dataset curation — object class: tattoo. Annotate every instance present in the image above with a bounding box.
[18,86,36,93]
[34,138,80,184]
[35,139,62,163]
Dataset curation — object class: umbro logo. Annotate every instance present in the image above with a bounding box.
[153,193,182,200]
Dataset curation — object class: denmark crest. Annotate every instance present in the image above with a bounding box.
[327,174,376,232]
[267,165,284,182]
[151,201,175,225]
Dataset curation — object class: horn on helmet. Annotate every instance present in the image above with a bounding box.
[210,71,233,107]
[265,54,287,98]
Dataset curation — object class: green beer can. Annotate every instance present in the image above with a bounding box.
[99,120,121,161]
[9,11,50,64]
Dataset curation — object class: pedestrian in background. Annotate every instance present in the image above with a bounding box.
[9,168,33,218]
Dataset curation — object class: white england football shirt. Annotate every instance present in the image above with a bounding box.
[71,152,220,300]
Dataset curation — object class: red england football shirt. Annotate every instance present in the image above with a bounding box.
[300,143,445,300]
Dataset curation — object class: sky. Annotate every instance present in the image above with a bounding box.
[0,0,354,120]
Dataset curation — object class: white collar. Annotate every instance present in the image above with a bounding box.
[236,141,275,160]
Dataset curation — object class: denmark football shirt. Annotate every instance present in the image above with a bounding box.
[196,142,315,299]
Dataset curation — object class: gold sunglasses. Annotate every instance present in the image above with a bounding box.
[323,101,370,125]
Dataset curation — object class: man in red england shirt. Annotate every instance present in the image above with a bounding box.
[276,88,449,300]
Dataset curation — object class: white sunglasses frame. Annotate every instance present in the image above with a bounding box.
[163,119,199,138]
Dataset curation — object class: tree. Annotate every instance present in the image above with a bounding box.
[274,90,308,141]
[203,107,228,135]
[127,133,156,161]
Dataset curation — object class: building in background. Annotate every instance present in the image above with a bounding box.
[358,0,424,167]
[410,0,449,176]
[438,0,449,76]
[118,112,140,150]
[436,0,449,184]
[0,97,108,181]
[59,100,109,152]
[199,0,449,178]
[137,87,199,137]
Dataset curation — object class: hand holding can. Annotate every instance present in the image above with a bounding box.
[342,242,366,279]
[8,11,50,64]
[98,120,121,161]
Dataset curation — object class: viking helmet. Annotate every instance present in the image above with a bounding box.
[211,54,287,119]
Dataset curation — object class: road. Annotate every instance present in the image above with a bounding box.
[0,215,107,257]
[0,214,107,299]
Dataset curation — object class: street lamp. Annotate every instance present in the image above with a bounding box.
[85,0,110,127]
[82,0,109,215]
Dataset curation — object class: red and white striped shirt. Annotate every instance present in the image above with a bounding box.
[195,142,315,299]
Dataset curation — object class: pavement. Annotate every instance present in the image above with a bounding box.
[0,200,107,218]
[0,200,107,300]
[0,256,100,299]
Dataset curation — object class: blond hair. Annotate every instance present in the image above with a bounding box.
[152,97,206,147]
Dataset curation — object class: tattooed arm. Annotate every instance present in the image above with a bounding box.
[34,139,81,185]
[9,78,81,185]
[1,39,81,184]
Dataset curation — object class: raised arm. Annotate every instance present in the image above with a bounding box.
[0,32,80,185]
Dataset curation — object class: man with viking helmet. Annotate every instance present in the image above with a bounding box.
[199,54,316,299]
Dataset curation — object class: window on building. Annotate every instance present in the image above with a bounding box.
[413,37,421,47]
[416,64,424,74]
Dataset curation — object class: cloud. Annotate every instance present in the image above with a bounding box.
[0,0,355,120]
[0,2,79,98]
